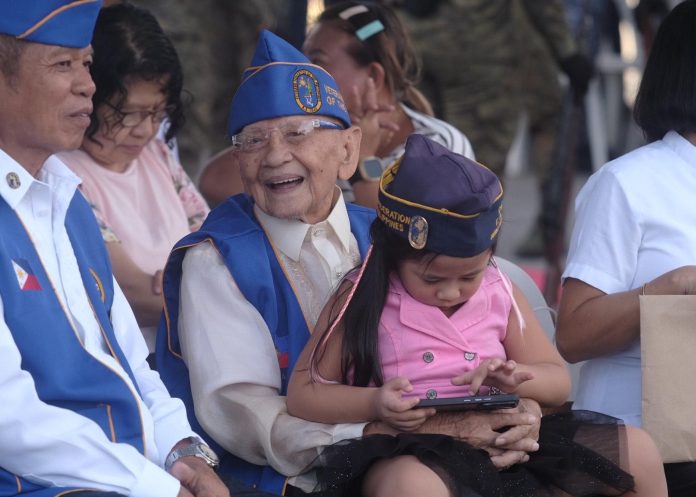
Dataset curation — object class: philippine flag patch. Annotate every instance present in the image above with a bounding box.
[12,259,42,291]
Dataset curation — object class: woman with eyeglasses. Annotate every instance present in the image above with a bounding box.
[58,3,209,352]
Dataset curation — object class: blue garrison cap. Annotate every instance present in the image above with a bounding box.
[0,0,102,48]
[377,134,504,257]
[227,29,351,136]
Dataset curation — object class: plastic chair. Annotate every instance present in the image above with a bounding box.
[495,257,583,403]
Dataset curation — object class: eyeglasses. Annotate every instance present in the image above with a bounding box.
[104,101,172,128]
[230,119,344,152]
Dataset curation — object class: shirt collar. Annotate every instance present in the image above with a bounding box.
[0,149,81,209]
[664,130,696,166]
[253,187,354,261]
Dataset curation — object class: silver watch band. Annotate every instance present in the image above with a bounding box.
[165,437,219,472]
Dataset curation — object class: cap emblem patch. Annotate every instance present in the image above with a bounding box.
[293,69,322,113]
[408,216,428,250]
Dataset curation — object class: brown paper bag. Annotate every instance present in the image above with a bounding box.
[640,295,696,463]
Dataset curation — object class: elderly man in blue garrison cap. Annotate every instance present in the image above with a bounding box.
[0,3,255,497]
[157,30,542,496]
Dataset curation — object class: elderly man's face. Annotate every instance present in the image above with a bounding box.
[236,115,360,224]
[0,42,95,170]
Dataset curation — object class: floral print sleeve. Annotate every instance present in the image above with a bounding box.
[84,195,120,243]
[160,141,210,231]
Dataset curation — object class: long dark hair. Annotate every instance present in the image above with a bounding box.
[312,220,436,387]
[86,3,185,144]
[634,0,696,142]
[316,1,433,115]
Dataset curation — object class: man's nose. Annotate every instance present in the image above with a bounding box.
[75,64,96,98]
[262,130,292,166]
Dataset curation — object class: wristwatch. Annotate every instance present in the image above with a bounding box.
[165,437,220,472]
[348,156,383,185]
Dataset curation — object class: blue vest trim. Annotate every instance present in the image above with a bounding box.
[157,194,374,494]
[0,192,147,496]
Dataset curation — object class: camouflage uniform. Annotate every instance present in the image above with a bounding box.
[401,0,577,180]
[133,0,281,177]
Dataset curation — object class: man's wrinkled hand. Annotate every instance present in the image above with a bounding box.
[170,457,229,497]
[415,398,541,469]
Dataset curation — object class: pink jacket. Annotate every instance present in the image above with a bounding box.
[379,266,512,399]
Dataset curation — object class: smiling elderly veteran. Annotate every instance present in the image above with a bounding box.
[0,2,251,497]
[157,29,542,496]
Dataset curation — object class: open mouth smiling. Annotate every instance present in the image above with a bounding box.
[266,177,304,190]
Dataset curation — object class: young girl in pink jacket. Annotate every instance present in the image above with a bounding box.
[287,134,667,497]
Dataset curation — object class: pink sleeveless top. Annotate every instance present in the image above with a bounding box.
[379,266,512,399]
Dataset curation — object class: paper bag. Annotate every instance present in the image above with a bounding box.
[640,295,696,463]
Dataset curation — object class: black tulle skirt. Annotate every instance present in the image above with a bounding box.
[309,410,635,497]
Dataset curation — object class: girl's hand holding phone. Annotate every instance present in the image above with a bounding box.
[372,377,436,431]
[451,358,534,395]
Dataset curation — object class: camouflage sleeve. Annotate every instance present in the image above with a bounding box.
[521,0,578,61]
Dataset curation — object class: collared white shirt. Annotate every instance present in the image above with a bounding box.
[563,131,696,426]
[253,199,361,325]
[178,190,365,490]
[0,150,195,497]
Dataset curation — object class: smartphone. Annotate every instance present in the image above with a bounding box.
[417,393,520,411]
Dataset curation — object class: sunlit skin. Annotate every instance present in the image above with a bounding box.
[303,21,407,154]
[0,43,95,176]
[303,24,370,122]
[397,249,493,317]
[234,115,361,224]
[303,21,415,209]
[81,78,169,173]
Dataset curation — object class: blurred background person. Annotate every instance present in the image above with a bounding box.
[198,1,474,209]
[395,0,593,258]
[135,0,282,175]
[556,1,696,494]
[59,3,209,352]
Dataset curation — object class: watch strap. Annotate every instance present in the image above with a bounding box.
[165,438,219,472]
[349,156,383,185]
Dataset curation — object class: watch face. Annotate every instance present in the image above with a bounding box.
[200,444,220,464]
[361,157,384,180]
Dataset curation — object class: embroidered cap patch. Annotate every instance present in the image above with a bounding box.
[293,69,322,114]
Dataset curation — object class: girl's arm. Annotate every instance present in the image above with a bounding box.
[496,283,571,407]
[287,282,430,429]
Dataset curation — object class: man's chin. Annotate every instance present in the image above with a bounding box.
[263,205,330,225]
[61,134,88,153]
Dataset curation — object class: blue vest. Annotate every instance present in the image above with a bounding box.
[0,193,145,497]
[157,194,374,495]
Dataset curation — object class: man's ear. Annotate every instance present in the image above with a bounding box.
[367,62,387,93]
[337,125,362,181]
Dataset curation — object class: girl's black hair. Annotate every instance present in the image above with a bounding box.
[315,220,435,387]
[314,218,498,386]
[86,3,185,144]
[634,0,696,142]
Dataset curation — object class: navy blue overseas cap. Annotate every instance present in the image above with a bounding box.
[378,134,504,257]
[0,0,102,48]
[227,29,351,136]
